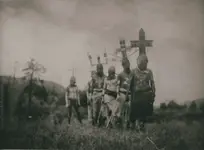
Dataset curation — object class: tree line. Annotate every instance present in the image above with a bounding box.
[159,100,204,113]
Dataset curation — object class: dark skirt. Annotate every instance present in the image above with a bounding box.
[130,91,154,121]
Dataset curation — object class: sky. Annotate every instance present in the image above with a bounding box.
[0,0,204,105]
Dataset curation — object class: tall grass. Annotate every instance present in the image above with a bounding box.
[1,107,204,150]
[1,78,203,149]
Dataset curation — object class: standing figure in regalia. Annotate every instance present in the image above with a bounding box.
[129,54,156,131]
[65,76,82,125]
[116,58,132,129]
[102,66,119,127]
[86,71,96,124]
[91,64,106,126]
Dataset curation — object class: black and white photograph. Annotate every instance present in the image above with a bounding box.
[0,0,204,149]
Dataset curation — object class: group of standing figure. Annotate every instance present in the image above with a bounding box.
[65,54,156,131]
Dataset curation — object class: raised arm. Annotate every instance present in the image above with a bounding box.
[129,71,135,93]
[116,74,121,95]
[149,70,156,95]
[86,82,90,98]
[65,87,69,106]
[102,78,107,96]
[76,86,81,105]
[86,81,93,105]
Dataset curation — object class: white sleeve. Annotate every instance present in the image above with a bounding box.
[65,88,69,104]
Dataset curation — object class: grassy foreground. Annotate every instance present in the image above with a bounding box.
[1,111,204,150]
[1,77,204,149]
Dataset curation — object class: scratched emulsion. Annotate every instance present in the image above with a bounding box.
[0,0,204,105]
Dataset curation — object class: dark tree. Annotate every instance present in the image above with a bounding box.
[167,100,180,110]
[188,101,197,112]
[160,103,167,110]
[199,102,204,114]
[22,58,46,118]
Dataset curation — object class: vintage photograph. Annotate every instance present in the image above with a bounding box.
[0,0,204,149]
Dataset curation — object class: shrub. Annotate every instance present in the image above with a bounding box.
[188,101,197,112]
[167,100,177,109]
[200,102,204,114]
[160,103,167,110]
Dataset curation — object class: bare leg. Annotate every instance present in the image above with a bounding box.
[73,101,82,124]
[68,104,72,124]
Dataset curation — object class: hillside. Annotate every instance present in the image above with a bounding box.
[0,75,65,95]
[0,75,66,122]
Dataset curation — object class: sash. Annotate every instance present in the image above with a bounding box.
[105,89,117,98]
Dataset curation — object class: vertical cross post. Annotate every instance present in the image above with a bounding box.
[87,53,93,66]
[104,49,108,64]
[130,28,153,56]
[68,68,76,76]
[120,40,128,58]
[116,39,132,60]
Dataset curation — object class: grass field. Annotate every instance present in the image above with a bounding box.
[1,106,204,150]
[0,78,204,150]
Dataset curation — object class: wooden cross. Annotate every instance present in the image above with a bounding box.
[130,28,153,55]
[116,39,133,60]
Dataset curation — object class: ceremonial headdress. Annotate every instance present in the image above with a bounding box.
[108,66,115,74]
[122,58,130,66]
[137,54,148,70]
[91,70,96,76]
[137,54,148,64]
[96,63,103,69]
[70,76,76,82]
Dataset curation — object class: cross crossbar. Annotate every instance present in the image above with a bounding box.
[130,28,153,55]
[130,40,153,48]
